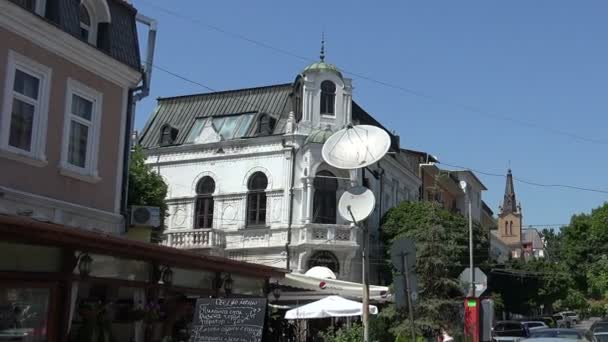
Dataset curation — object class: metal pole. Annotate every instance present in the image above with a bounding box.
[348,207,369,342]
[362,226,370,342]
[402,253,416,342]
[468,193,475,297]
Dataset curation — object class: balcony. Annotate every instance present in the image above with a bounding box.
[163,229,225,250]
[224,228,288,250]
[293,224,359,247]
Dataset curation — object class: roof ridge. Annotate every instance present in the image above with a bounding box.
[158,82,293,102]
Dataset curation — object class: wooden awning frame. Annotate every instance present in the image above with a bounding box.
[0,214,285,279]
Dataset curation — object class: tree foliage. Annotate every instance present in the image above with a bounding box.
[128,146,168,230]
[378,201,488,339]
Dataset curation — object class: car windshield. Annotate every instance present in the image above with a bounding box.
[530,329,582,339]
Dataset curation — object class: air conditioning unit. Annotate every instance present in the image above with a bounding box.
[130,206,161,228]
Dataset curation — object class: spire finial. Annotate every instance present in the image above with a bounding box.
[320,32,325,62]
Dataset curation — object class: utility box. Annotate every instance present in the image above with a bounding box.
[480,298,495,342]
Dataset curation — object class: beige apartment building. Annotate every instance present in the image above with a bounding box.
[0,1,283,341]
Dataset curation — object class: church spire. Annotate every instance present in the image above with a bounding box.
[502,169,518,214]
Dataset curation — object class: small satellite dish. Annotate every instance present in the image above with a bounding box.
[322,125,391,170]
[338,186,376,223]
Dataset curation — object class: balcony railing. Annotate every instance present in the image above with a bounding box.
[294,224,359,246]
[163,229,225,249]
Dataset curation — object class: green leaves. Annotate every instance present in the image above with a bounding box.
[378,201,487,339]
[128,146,168,231]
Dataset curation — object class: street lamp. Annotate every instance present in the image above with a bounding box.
[224,274,233,296]
[460,180,475,297]
[78,253,93,277]
[161,266,173,286]
[272,282,281,302]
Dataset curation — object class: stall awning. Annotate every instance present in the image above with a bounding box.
[285,295,378,319]
[280,273,391,302]
[0,214,285,279]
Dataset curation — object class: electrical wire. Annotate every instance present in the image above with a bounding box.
[438,161,608,195]
[137,0,608,146]
[150,64,608,198]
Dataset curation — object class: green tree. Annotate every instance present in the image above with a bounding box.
[128,146,168,240]
[379,201,488,339]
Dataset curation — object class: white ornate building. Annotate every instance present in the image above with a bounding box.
[138,53,421,282]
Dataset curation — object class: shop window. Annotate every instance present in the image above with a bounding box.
[195,176,215,229]
[0,286,50,341]
[313,170,338,224]
[247,172,268,226]
[320,80,336,116]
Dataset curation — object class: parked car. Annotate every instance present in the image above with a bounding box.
[522,321,550,331]
[527,328,591,341]
[493,321,531,342]
[552,314,572,328]
[594,330,608,342]
[560,311,580,324]
[591,320,608,333]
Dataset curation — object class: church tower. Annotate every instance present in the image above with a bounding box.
[497,169,523,258]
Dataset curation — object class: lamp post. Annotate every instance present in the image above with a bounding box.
[77,253,93,277]
[459,180,475,297]
[224,274,233,297]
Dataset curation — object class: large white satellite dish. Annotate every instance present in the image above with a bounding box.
[338,186,376,223]
[322,125,391,170]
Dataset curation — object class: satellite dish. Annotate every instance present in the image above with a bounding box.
[338,186,376,222]
[322,125,391,170]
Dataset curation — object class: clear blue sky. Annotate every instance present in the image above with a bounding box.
[132,0,608,228]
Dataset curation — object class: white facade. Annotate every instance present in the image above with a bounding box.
[144,63,421,282]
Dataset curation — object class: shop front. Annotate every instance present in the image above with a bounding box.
[0,215,284,342]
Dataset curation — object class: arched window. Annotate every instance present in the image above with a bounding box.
[504,221,508,236]
[195,177,215,229]
[159,124,178,146]
[509,221,513,236]
[320,80,336,116]
[79,4,92,42]
[313,170,338,224]
[247,172,268,226]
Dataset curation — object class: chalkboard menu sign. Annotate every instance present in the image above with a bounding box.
[190,298,267,342]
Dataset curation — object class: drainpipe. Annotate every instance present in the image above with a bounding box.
[120,14,157,229]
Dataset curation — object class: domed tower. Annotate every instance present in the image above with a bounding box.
[294,38,353,134]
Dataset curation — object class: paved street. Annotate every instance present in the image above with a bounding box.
[575,317,600,331]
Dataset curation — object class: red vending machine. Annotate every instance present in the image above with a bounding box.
[464,297,480,342]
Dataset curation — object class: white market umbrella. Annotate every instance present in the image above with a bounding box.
[284,295,378,319]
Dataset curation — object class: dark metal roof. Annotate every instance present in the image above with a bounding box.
[10,0,141,70]
[139,84,293,148]
[139,82,400,150]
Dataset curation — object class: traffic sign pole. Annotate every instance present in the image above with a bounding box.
[401,252,416,342]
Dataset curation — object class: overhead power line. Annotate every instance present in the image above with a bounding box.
[149,62,608,198]
[439,161,608,195]
[138,0,608,146]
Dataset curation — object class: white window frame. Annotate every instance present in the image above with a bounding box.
[60,78,102,183]
[0,50,51,166]
[79,1,97,45]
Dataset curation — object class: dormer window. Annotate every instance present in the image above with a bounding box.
[79,4,92,43]
[159,124,178,146]
[320,80,336,116]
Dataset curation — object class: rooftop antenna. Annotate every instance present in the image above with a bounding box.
[320,32,325,62]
